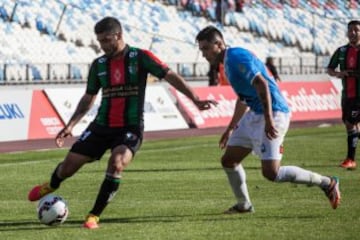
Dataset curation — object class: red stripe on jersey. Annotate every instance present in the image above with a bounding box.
[142,49,168,68]
[346,47,358,98]
[110,58,125,85]
[347,78,356,98]
[109,98,125,127]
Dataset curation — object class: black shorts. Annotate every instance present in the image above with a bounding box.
[342,98,360,124]
[70,122,143,160]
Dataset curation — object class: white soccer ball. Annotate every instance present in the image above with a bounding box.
[37,194,69,226]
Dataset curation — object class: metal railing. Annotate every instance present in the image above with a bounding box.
[0,55,331,85]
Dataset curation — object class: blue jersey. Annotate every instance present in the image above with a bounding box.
[224,47,289,114]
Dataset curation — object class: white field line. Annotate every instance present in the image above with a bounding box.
[0,144,212,167]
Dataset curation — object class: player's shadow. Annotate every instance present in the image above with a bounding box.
[64,212,242,226]
[298,163,339,168]
[0,220,63,231]
[87,166,261,174]
[0,213,213,231]
[0,211,321,231]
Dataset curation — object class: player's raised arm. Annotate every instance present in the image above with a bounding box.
[164,70,217,110]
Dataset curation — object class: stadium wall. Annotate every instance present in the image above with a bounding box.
[0,77,341,142]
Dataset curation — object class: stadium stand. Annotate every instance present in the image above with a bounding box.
[0,0,357,83]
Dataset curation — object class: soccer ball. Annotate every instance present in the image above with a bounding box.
[37,194,69,226]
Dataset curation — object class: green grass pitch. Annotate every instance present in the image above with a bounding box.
[0,124,359,240]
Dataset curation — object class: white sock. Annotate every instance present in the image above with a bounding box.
[275,166,331,188]
[223,165,252,209]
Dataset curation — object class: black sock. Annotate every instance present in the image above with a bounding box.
[50,163,64,189]
[89,175,120,216]
[347,130,358,160]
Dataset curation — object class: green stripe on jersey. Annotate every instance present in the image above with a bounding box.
[127,96,139,125]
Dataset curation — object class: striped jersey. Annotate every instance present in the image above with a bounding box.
[86,45,169,127]
[328,44,360,99]
[223,47,289,114]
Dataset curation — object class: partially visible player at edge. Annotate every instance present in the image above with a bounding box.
[28,16,216,229]
[195,26,340,214]
[327,20,360,170]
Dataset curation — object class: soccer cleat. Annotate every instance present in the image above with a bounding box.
[223,204,255,214]
[323,176,341,209]
[339,158,356,170]
[28,182,54,202]
[83,214,100,229]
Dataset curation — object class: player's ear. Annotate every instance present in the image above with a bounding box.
[214,38,224,48]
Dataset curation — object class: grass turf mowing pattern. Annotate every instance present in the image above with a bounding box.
[0,124,359,240]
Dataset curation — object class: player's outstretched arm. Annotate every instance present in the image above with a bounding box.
[164,70,217,110]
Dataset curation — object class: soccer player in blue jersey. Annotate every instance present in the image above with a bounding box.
[196,26,341,213]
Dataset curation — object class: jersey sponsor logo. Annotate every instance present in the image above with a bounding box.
[129,51,138,58]
[98,71,107,77]
[261,143,266,153]
[98,57,107,63]
[125,132,137,141]
[79,130,91,141]
[351,110,359,118]
[102,85,139,98]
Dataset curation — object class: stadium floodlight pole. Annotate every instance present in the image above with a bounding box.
[311,11,316,56]
[55,4,67,35]
[221,0,224,26]
[9,2,18,22]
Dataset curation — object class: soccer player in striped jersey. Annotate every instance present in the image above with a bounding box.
[196,25,340,214]
[28,17,216,229]
[328,20,360,170]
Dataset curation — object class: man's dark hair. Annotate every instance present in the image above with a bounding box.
[94,16,122,34]
[348,20,360,28]
[196,26,224,43]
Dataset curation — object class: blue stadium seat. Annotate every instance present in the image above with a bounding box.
[0,0,358,82]
[30,65,42,80]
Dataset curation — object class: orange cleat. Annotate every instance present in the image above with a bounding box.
[323,176,341,209]
[339,158,357,170]
[28,183,54,201]
[83,214,100,229]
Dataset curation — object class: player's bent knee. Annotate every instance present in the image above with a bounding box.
[221,155,237,168]
[262,170,277,182]
[114,163,124,173]
[109,160,126,174]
